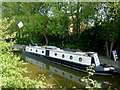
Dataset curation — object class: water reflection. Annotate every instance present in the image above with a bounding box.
[22,52,120,89]
[26,57,47,69]
[23,53,86,87]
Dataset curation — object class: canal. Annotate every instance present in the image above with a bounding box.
[14,51,120,89]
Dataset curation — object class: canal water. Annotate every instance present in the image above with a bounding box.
[14,51,120,89]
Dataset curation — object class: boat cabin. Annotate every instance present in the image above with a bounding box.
[25,46,100,67]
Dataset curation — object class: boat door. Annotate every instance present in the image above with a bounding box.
[93,53,100,66]
[46,50,49,56]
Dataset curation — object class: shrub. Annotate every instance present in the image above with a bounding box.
[81,64,101,88]
[1,18,52,88]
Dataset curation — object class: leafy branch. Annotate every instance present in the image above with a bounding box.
[81,64,101,88]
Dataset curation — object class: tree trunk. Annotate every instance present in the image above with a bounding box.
[21,28,23,45]
[105,41,109,58]
[44,34,48,46]
[110,40,116,58]
[18,29,20,44]
[76,2,79,37]
[70,2,75,36]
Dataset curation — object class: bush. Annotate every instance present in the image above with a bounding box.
[1,18,52,88]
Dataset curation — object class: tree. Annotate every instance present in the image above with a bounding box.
[2,2,51,45]
[100,2,120,57]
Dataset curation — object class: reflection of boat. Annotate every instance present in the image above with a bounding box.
[23,46,114,75]
[23,53,85,85]
[49,66,83,84]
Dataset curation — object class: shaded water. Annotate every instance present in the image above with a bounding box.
[14,51,120,89]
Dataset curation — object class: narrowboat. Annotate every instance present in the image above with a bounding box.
[23,45,115,75]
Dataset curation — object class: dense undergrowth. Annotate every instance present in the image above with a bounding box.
[1,50,52,88]
[0,18,52,88]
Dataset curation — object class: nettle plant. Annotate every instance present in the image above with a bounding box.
[81,64,101,88]
[0,18,52,88]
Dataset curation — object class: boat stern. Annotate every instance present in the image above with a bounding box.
[103,66,115,72]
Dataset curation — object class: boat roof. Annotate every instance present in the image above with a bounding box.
[26,46,94,56]
[45,46,57,49]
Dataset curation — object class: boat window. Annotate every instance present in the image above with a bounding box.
[42,51,44,53]
[79,57,82,62]
[30,49,32,51]
[62,54,65,58]
[62,72,65,75]
[42,64,44,67]
[36,62,38,64]
[70,56,73,60]
[36,50,38,52]
[70,75,73,79]
[54,53,57,56]
[55,69,57,72]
